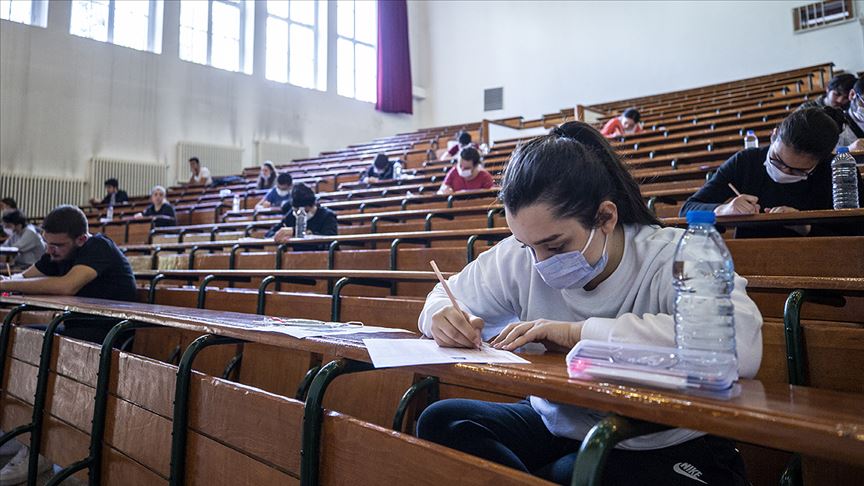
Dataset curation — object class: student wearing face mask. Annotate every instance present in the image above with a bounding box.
[266,183,338,241]
[362,153,396,184]
[437,147,495,195]
[256,173,294,210]
[680,108,864,238]
[1,210,45,271]
[836,77,864,151]
[415,121,762,486]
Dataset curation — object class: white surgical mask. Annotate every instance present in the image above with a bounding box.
[458,168,473,178]
[532,228,609,290]
[850,95,864,123]
[276,188,290,197]
[2,227,13,237]
[764,157,808,184]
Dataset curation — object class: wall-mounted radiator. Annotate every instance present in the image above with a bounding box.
[176,142,244,182]
[0,174,88,218]
[88,157,167,201]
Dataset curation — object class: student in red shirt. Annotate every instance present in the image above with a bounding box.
[440,130,477,161]
[438,147,495,194]
[600,108,643,138]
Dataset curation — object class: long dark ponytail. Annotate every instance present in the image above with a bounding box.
[499,121,660,228]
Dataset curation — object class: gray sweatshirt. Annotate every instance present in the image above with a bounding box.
[2,225,45,268]
[419,224,763,450]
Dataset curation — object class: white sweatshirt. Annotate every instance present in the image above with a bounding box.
[418,224,763,450]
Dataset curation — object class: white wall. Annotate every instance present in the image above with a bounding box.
[0,1,427,182]
[423,0,864,125]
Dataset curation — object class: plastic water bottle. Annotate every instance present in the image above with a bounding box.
[294,207,307,239]
[832,147,859,209]
[393,160,404,180]
[232,194,241,212]
[743,130,758,149]
[106,205,114,220]
[673,211,737,365]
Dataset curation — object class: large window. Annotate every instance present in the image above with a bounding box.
[0,0,48,27]
[265,0,327,91]
[179,0,254,74]
[336,0,377,103]
[69,0,163,53]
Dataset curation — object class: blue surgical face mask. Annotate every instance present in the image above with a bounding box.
[532,228,609,290]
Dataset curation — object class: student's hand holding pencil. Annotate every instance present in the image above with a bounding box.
[429,260,485,348]
[429,306,485,348]
[714,183,760,216]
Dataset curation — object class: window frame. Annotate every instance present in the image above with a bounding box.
[0,0,49,27]
[265,0,326,90]
[179,0,252,73]
[336,0,377,103]
[69,0,161,53]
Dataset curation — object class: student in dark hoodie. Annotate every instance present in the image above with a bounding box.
[266,183,338,241]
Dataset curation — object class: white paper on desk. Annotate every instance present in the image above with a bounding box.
[246,321,412,339]
[363,339,530,368]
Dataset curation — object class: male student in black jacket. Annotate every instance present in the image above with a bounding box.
[266,183,338,241]
[91,178,129,206]
[680,108,864,238]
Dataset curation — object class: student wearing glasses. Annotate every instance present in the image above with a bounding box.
[680,108,864,238]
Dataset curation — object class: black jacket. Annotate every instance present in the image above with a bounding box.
[101,190,129,205]
[266,206,338,238]
[681,147,864,238]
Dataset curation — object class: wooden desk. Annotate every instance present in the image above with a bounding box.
[122,227,513,254]
[3,295,863,466]
[665,208,864,228]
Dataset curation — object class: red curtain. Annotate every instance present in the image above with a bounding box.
[376,0,413,114]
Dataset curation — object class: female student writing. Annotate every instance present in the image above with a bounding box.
[416,121,762,485]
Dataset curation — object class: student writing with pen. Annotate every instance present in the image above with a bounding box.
[415,121,762,486]
[680,107,864,238]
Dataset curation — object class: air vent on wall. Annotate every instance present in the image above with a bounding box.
[793,0,854,32]
[484,87,503,111]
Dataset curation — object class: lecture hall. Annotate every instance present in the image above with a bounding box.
[0,1,863,485]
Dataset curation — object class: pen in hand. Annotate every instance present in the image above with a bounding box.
[430,260,481,349]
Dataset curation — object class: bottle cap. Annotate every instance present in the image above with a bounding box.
[836,147,849,154]
[686,210,716,225]
[745,130,755,135]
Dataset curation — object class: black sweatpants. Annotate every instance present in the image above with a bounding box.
[416,399,750,485]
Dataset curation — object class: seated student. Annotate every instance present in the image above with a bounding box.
[266,183,338,242]
[680,108,864,238]
[134,185,176,227]
[362,153,396,184]
[440,130,476,161]
[415,121,761,486]
[836,77,864,151]
[0,197,17,217]
[90,178,129,206]
[1,210,45,271]
[600,108,643,138]
[437,148,495,195]
[0,204,137,307]
[256,172,293,210]
[257,161,278,190]
[188,156,213,186]
[0,205,137,482]
[799,73,856,111]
